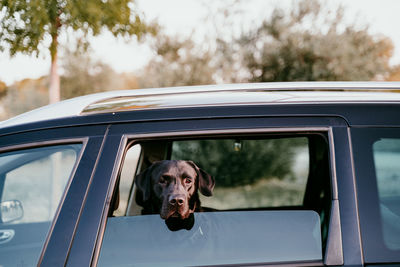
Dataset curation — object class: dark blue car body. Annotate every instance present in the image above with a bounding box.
[0,82,399,266]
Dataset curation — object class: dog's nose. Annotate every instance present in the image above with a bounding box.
[169,195,185,206]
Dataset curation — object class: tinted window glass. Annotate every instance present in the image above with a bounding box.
[352,128,400,263]
[99,211,322,266]
[373,138,400,250]
[0,144,82,266]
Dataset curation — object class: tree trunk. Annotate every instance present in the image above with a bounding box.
[49,51,60,104]
[49,15,60,104]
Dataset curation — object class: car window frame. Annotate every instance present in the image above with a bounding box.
[84,121,344,267]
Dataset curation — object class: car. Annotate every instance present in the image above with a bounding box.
[0,81,400,267]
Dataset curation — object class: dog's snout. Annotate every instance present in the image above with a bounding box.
[168,194,185,206]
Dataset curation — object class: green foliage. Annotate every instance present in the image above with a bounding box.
[172,138,307,187]
[137,33,216,88]
[215,0,395,82]
[136,0,397,87]
[0,0,156,104]
[0,0,155,57]
[0,0,48,56]
[1,0,399,118]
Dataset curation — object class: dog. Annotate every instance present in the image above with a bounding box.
[135,160,215,230]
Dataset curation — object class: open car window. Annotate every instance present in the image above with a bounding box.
[170,138,309,210]
[100,133,332,266]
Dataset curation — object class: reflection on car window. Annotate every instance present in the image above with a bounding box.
[373,138,400,250]
[0,144,82,266]
[104,134,331,266]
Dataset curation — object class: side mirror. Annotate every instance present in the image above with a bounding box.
[0,200,24,223]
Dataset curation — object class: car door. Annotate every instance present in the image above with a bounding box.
[65,112,358,266]
[0,124,108,267]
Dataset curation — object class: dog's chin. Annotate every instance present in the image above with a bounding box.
[170,211,181,218]
[165,213,195,231]
[162,208,191,220]
[161,211,183,220]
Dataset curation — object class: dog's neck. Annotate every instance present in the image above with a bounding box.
[165,213,195,231]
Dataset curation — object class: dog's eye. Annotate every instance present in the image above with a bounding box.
[184,177,192,184]
[159,178,166,184]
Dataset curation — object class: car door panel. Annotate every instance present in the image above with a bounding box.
[65,115,352,266]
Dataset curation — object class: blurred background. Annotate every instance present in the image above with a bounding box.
[1,0,400,121]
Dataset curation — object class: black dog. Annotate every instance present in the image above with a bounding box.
[135,160,215,230]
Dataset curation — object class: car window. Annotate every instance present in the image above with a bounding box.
[101,133,331,266]
[100,211,322,266]
[352,128,400,263]
[373,138,400,250]
[0,144,82,266]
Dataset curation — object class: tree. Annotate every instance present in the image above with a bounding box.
[0,49,139,121]
[0,0,155,104]
[60,47,141,99]
[0,77,48,120]
[387,65,400,81]
[0,80,6,97]
[214,0,395,82]
[136,33,216,88]
[60,48,123,99]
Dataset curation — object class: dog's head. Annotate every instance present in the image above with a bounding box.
[135,160,215,220]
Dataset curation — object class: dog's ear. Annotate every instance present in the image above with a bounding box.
[187,161,215,197]
[135,165,154,204]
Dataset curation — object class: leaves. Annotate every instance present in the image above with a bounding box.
[1,0,47,55]
[0,0,155,57]
[0,0,156,104]
[217,0,395,82]
[136,33,216,88]
[60,47,138,99]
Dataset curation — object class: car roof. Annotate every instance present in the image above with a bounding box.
[1,81,400,129]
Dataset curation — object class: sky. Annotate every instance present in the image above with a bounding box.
[0,0,400,85]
